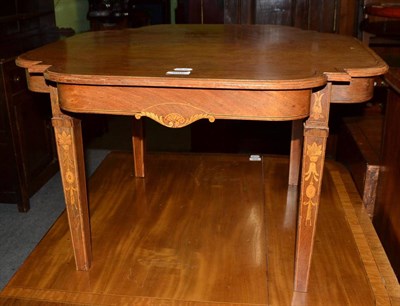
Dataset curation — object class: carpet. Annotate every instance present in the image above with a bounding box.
[0,149,109,290]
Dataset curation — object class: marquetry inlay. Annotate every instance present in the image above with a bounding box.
[303,142,323,226]
[310,91,324,120]
[56,130,80,219]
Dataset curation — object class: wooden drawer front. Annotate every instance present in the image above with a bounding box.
[58,85,311,123]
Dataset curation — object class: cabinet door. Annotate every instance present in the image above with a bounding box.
[176,0,224,23]
[374,82,400,281]
[239,0,358,35]
[0,63,20,203]
[11,90,57,190]
[0,60,58,211]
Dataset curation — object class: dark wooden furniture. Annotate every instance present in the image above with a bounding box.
[336,112,383,217]
[16,24,387,292]
[361,2,400,66]
[374,67,400,281]
[254,0,358,35]
[88,0,171,30]
[0,0,60,212]
[362,2,400,40]
[177,0,359,35]
[175,0,225,24]
[336,1,400,219]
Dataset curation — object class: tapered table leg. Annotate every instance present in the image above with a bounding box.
[132,118,145,178]
[289,119,303,186]
[50,86,91,271]
[294,84,331,292]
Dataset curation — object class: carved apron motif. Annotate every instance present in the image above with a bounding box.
[135,112,215,128]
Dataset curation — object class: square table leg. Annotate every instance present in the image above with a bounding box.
[50,85,92,271]
[294,84,331,292]
[289,119,304,186]
[132,118,145,177]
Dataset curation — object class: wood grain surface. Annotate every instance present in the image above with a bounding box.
[1,152,398,305]
[16,25,387,90]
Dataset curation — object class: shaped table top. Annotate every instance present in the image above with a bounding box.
[17,24,388,90]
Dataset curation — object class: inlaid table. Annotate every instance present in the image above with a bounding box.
[16,24,387,292]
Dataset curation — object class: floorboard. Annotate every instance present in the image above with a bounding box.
[1,152,398,305]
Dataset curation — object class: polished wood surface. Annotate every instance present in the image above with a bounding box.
[17,25,386,89]
[1,153,399,305]
[15,24,388,292]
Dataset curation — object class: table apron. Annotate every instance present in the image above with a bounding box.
[57,85,311,126]
[331,78,375,103]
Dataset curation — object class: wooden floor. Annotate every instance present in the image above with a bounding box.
[1,152,399,305]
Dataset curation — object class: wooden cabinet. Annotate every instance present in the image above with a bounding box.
[373,67,400,281]
[0,0,60,212]
[175,0,224,24]
[88,0,171,29]
[361,2,400,67]
[176,0,359,36]
[253,0,358,35]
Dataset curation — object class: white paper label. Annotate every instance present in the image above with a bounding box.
[166,67,193,75]
[249,155,262,161]
[166,71,191,75]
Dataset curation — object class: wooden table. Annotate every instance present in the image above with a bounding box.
[16,24,387,292]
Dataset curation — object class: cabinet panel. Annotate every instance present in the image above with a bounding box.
[7,63,26,94]
[12,91,56,186]
[0,85,19,203]
[0,59,58,211]
[374,68,400,281]
[1,1,17,17]
[176,0,224,24]
[0,0,59,211]
[240,0,358,35]
[255,0,292,26]
[178,0,358,35]
[254,0,358,35]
